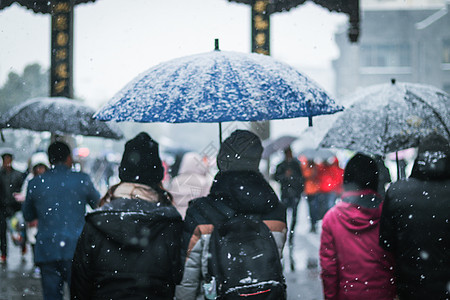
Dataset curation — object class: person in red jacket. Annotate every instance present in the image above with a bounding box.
[319,153,396,300]
[316,156,344,219]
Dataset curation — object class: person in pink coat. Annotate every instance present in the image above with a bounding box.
[320,153,397,300]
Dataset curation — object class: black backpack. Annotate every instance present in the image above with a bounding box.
[197,200,286,300]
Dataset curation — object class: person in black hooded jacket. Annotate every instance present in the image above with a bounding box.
[379,134,450,300]
[71,132,183,300]
[175,129,287,300]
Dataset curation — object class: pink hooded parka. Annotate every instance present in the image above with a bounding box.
[320,190,396,300]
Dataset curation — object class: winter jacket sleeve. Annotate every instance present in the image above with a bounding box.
[71,223,96,299]
[175,205,206,300]
[379,188,396,252]
[81,173,100,209]
[170,220,184,286]
[320,215,339,300]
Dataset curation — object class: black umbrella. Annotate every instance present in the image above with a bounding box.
[0,97,123,140]
[320,80,450,155]
[262,135,298,160]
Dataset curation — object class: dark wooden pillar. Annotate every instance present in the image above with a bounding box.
[50,0,73,98]
[50,1,74,145]
[251,0,271,141]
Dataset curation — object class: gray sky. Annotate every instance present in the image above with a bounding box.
[0,0,347,140]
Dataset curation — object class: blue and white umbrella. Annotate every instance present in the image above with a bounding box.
[94,49,343,127]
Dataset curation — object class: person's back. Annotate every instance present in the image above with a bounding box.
[0,169,7,263]
[71,133,182,300]
[0,152,24,217]
[274,147,304,205]
[320,153,396,300]
[176,130,287,300]
[26,164,98,255]
[380,134,450,300]
[23,141,99,300]
[373,155,391,198]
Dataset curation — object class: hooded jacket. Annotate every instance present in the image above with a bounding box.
[71,183,183,300]
[168,152,213,219]
[379,135,450,300]
[175,171,287,300]
[320,190,396,300]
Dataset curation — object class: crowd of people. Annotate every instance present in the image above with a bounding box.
[0,129,448,300]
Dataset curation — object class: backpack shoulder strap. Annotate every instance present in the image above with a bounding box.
[192,195,235,226]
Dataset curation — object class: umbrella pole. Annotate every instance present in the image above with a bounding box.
[396,151,400,180]
[219,122,223,144]
[307,100,313,127]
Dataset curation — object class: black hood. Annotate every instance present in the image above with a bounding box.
[209,171,280,214]
[86,198,181,249]
[410,134,450,181]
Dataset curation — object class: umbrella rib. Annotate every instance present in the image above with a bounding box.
[405,91,450,138]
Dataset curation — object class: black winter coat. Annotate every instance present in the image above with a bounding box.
[274,159,304,201]
[71,197,183,300]
[380,148,450,300]
[0,167,24,216]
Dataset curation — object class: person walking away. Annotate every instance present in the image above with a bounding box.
[0,171,7,264]
[168,151,213,219]
[71,132,183,299]
[14,152,50,277]
[22,141,100,300]
[373,154,391,199]
[316,156,343,218]
[274,146,304,244]
[0,150,24,263]
[299,155,321,233]
[320,153,396,300]
[176,130,287,300]
[380,134,450,300]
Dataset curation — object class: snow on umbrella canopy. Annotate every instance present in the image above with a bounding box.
[94,50,343,124]
[320,80,450,156]
[0,97,124,140]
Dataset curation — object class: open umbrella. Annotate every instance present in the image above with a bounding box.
[262,135,298,160]
[320,80,450,155]
[0,97,124,140]
[299,148,335,162]
[94,42,343,141]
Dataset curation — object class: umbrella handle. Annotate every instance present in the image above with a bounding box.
[396,151,400,180]
[219,122,223,144]
[215,39,220,51]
